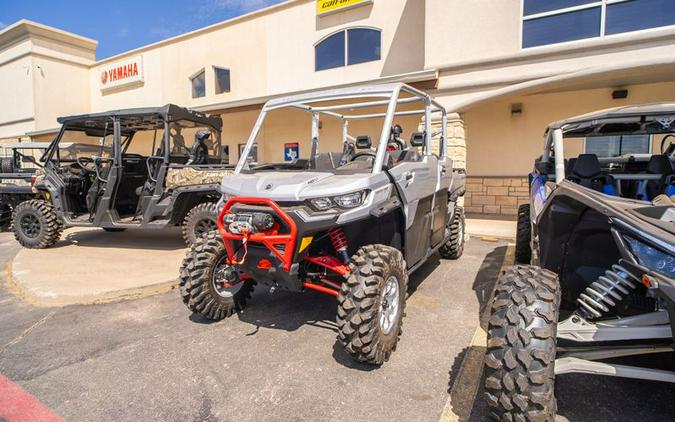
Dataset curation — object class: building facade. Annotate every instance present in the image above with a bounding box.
[1,0,674,215]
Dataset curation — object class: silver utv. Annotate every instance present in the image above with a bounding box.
[179,83,466,365]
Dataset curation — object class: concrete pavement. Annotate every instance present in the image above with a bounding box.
[0,232,507,421]
[2,231,675,421]
[9,227,185,306]
[465,218,516,240]
[5,217,517,307]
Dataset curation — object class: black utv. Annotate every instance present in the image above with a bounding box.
[12,104,233,249]
[0,142,53,230]
[485,104,675,420]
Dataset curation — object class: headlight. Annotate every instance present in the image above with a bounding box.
[307,190,368,211]
[624,236,675,278]
[308,197,333,211]
[334,191,366,209]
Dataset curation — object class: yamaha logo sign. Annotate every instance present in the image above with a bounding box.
[98,55,144,91]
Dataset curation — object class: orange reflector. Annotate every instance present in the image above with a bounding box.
[642,275,652,288]
[258,259,272,270]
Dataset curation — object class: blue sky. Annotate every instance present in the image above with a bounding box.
[0,0,286,59]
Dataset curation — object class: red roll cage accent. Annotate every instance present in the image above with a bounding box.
[217,197,298,272]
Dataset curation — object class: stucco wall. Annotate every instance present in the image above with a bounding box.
[0,40,35,139]
[425,0,520,68]
[462,81,675,177]
[89,0,425,113]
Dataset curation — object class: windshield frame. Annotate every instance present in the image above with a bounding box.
[234,84,448,175]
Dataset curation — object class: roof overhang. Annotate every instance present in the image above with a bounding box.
[447,57,675,114]
[0,19,97,52]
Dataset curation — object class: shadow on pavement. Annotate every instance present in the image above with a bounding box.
[447,244,508,420]
[187,254,446,370]
[55,228,186,251]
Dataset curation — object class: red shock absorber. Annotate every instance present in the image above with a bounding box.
[328,227,350,263]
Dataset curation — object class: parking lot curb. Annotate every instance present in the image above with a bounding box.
[439,244,514,422]
[5,261,178,307]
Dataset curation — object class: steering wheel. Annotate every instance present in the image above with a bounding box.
[350,151,377,162]
[76,156,95,170]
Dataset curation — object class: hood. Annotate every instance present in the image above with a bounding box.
[220,171,389,201]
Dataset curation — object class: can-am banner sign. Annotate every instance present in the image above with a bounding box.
[317,0,373,16]
[99,56,144,91]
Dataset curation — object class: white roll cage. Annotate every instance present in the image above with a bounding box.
[235,83,448,174]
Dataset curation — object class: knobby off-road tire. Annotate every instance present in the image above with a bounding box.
[337,244,408,365]
[440,205,465,260]
[12,200,63,249]
[182,202,219,246]
[179,232,255,320]
[484,265,561,422]
[515,204,532,264]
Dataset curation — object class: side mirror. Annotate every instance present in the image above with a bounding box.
[410,132,425,147]
[355,136,372,149]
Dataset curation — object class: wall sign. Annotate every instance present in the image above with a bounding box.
[317,0,373,16]
[99,55,144,91]
[284,143,299,161]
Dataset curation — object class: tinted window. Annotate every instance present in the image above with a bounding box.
[191,70,205,98]
[315,31,345,71]
[523,7,601,48]
[585,135,651,157]
[606,0,675,35]
[524,0,597,16]
[214,67,230,94]
[347,28,381,65]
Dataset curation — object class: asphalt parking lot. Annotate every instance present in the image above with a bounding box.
[1,231,674,421]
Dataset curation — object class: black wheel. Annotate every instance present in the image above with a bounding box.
[179,231,256,320]
[439,206,465,259]
[337,244,408,365]
[12,199,63,249]
[103,227,126,232]
[515,204,532,264]
[484,265,560,422]
[0,157,14,173]
[182,202,219,246]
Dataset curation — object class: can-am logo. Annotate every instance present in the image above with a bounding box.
[98,56,144,91]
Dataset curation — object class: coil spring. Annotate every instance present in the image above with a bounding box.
[328,227,350,263]
[577,263,641,319]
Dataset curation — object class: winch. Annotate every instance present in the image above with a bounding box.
[223,212,275,234]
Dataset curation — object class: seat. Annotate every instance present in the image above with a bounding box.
[569,154,616,195]
[186,131,211,165]
[635,155,675,200]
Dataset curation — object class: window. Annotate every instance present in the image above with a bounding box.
[316,31,345,71]
[239,143,258,164]
[190,70,205,98]
[522,0,675,48]
[214,67,231,94]
[315,28,381,71]
[348,28,381,65]
[585,135,651,157]
[606,0,675,35]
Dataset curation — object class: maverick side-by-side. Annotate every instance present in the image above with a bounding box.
[179,84,466,364]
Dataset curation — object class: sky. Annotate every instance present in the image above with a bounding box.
[0,0,286,59]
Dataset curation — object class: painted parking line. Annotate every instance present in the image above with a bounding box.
[440,244,514,422]
[0,374,65,422]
